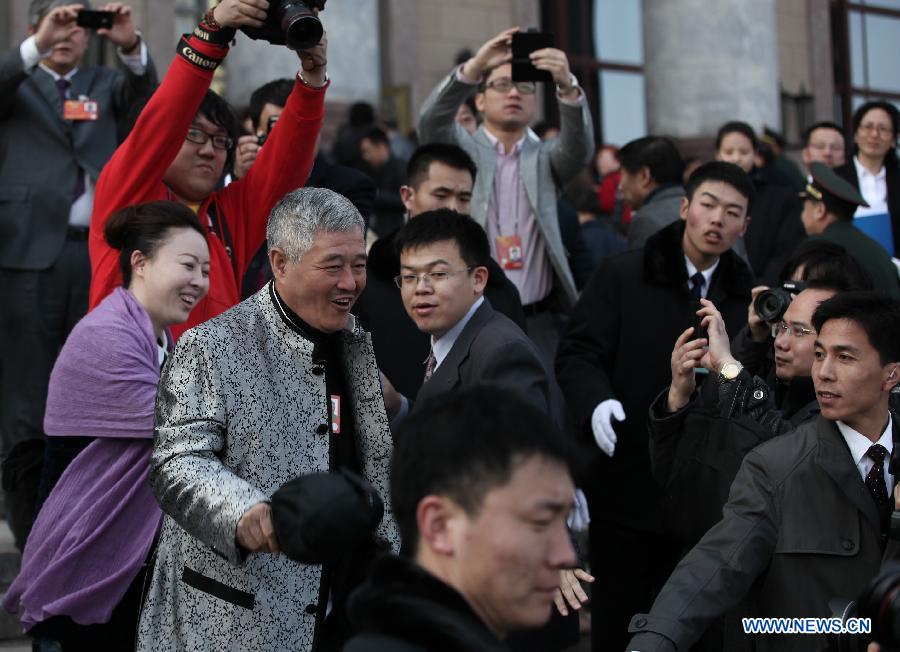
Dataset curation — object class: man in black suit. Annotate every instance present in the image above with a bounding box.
[627,292,900,652]
[556,161,755,651]
[0,0,156,546]
[354,144,525,401]
[385,209,553,421]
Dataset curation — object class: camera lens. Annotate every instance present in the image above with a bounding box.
[754,289,790,323]
[279,1,323,50]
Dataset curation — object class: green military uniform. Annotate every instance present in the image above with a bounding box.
[802,162,900,298]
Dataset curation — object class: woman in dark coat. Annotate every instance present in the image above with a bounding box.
[715,121,805,285]
[834,100,900,256]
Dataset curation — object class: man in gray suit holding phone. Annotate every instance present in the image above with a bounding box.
[418,27,594,367]
[0,0,156,547]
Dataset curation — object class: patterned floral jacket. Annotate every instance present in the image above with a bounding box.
[137,283,399,652]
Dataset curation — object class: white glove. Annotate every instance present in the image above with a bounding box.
[567,489,591,532]
[591,399,625,457]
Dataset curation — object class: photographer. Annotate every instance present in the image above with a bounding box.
[0,0,157,548]
[89,0,329,339]
[628,292,900,652]
[418,27,594,366]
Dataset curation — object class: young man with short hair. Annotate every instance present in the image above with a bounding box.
[354,144,525,401]
[344,387,577,652]
[627,291,900,652]
[388,209,555,421]
[556,161,755,651]
[89,0,328,338]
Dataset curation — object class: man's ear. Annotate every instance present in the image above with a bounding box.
[813,200,828,223]
[472,265,489,295]
[399,185,415,213]
[638,165,653,190]
[269,248,288,279]
[416,495,460,557]
[885,363,900,391]
[679,195,690,222]
[739,214,751,237]
[474,91,486,114]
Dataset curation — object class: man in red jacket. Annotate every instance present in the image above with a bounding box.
[89,0,328,338]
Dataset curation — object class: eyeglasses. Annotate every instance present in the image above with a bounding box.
[858,122,894,137]
[185,126,233,150]
[771,322,815,339]
[809,142,844,152]
[394,267,474,289]
[484,78,536,95]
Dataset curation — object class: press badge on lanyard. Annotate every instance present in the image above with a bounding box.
[64,98,99,121]
[330,395,341,434]
[496,234,524,270]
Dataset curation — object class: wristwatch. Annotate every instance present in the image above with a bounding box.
[718,360,743,382]
[557,73,579,94]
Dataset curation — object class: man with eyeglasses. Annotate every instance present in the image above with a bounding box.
[801,121,846,174]
[419,27,594,367]
[801,162,900,298]
[627,291,900,652]
[385,208,557,424]
[88,0,329,338]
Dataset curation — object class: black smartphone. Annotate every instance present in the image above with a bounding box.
[511,31,554,83]
[76,10,114,30]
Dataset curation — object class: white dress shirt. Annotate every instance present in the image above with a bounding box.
[836,415,894,490]
[853,156,889,218]
[684,255,719,300]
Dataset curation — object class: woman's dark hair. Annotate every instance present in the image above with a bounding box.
[851,100,899,168]
[104,201,205,288]
[715,121,758,152]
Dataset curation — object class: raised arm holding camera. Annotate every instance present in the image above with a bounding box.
[89,0,328,339]
[418,27,594,367]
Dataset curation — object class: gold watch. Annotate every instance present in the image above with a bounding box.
[718,360,743,382]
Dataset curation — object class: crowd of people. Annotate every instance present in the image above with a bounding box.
[3,1,900,651]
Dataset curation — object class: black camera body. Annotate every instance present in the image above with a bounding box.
[754,281,806,323]
[240,0,326,51]
[257,115,280,147]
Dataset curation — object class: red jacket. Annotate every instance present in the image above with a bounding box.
[89,33,325,338]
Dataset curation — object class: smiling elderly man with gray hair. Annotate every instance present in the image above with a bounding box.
[138,187,399,652]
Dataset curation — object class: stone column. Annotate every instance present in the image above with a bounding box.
[642,0,781,137]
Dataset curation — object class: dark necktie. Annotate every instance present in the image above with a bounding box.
[689,271,705,301]
[866,443,893,534]
[56,77,70,103]
[56,78,86,203]
[423,349,436,384]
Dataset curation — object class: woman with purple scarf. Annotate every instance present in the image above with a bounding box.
[3,200,210,651]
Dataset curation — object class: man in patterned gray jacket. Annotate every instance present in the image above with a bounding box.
[137,188,400,652]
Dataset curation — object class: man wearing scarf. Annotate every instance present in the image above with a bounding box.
[137,188,399,652]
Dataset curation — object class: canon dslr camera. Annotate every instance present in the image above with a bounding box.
[754,280,806,323]
[240,0,326,50]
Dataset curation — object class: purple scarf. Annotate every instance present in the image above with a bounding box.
[4,288,166,628]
